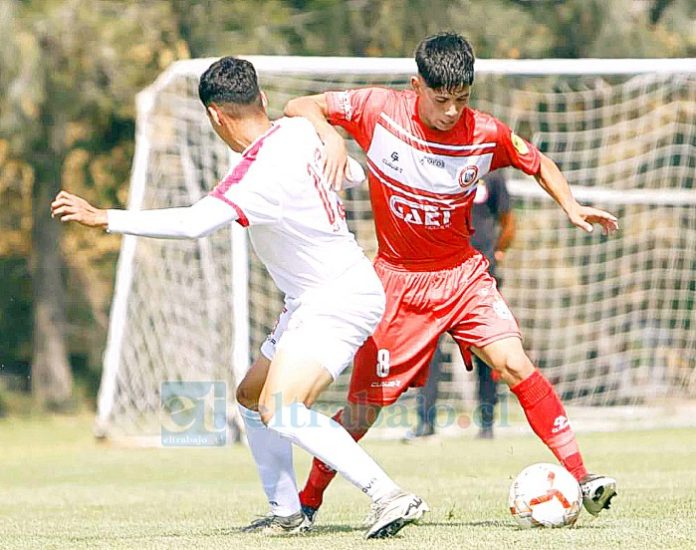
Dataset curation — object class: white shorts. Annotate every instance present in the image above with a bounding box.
[260,258,385,380]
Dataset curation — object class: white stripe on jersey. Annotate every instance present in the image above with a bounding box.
[367,163,459,205]
[379,113,497,151]
[367,124,494,196]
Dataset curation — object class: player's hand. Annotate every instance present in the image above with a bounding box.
[340,156,367,191]
[321,130,349,190]
[51,191,108,229]
[566,205,619,235]
[494,250,506,263]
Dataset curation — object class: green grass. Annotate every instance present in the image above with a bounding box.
[1,415,695,549]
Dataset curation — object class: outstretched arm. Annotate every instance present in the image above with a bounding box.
[284,94,348,189]
[51,191,236,239]
[534,154,619,235]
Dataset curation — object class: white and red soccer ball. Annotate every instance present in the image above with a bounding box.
[509,463,582,528]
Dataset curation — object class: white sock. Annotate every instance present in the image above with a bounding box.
[268,403,400,502]
[238,404,300,516]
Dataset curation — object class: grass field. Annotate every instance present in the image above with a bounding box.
[2,415,695,549]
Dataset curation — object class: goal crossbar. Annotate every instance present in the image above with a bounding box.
[157,56,696,79]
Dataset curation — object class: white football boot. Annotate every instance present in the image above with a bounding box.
[365,490,429,539]
[579,474,617,516]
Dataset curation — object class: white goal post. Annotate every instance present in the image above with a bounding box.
[95,56,696,444]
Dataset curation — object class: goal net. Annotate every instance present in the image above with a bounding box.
[96,56,696,443]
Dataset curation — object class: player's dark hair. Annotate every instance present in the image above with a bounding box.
[415,32,475,90]
[198,56,263,111]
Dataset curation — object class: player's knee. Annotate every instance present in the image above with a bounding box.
[257,387,288,426]
[497,353,535,386]
[343,403,380,433]
[236,380,261,411]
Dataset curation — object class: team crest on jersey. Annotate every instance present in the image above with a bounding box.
[457,165,479,190]
[511,133,529,155]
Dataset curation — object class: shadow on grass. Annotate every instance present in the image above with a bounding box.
[198,524,364,537]
[421,520,607,530]
[306,524,364,535]
[59,523,364,543]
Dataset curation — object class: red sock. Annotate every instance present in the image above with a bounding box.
[299,409,368,509]
[511,370,588,481]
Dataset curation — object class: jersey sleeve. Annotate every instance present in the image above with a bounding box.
[209,159,282,227]
[107,196,236,239]
[324,87,391,150]
[492,119,541,176]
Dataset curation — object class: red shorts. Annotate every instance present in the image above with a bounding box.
[348,253,521,406]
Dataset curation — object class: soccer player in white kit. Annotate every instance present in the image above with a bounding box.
[51,56,428,539]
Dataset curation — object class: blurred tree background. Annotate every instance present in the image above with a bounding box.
[0,0,694,412]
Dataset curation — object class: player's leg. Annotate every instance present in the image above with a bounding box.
[298,337,390,514]
[258,347,384,489]
[451,255,586,474]
[449,254,616,515]
[299,263,442,517]
[236,355,307,533]
[473,336,582,466]
[264,263,427,538]
[299,399,383,514]
[258,343,427,538]
[472,337,617,515]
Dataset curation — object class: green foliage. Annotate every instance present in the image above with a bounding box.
[0,257,32,363]
[0,1,192,400]
[175,0,695,59]
[508,0,695,58]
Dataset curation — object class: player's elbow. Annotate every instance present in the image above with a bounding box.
[180,213,217,239]
[189,227,216,239]
[537,153,562,180]
[284,94,327,118]
[283,97,303,117]
[180,225,212,239]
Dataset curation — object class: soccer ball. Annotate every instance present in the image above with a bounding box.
[508,463,582,528]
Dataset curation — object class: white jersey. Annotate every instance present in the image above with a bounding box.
[209,117,366,298]
[106,116,383,376]
[107,117,368,299]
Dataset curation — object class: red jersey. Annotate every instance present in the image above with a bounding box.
[325,88,541,270]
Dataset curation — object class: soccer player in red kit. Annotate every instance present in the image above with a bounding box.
[285,32,618,524]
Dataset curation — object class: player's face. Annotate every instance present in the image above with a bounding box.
[413,76,470,131]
